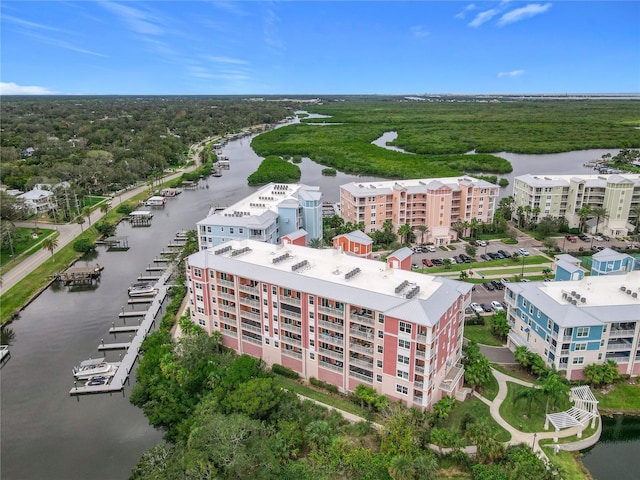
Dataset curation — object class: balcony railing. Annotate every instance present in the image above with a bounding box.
[319,333,344,345]
[282,349,302,359]
[609,329,636,338]
[349,343,373,355]
[416,334,428,344]
[217,279,234,288]
[280,322,302,334]
[279,295,302,306]
[607,342,633,352]
[239,284,259,294]
[218,303,236,314]
[239,310,260,321]
[349,370,373,383]
[319,360,343,372]
[560,349,570,356]
[349,328,374,340]
[318,320,344,331]
[221,328,238,338]
[318,306,344,317]
[282,336,302,347]
[318,347,344,360]
[241,322,262,335]
[241,334,262,345]
[605,355,631,363]
[415,365,425,375]
[350,313,374,326]
[239,296,260,308]
[563,335,573,342]
[414,381,424,390]
[349,357,373,369]
[439,363,464,393]
[416,350,426,359]
[217,292,235,301]
[281,309,301,320]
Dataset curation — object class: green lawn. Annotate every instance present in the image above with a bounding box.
[274,375,372,419]
[479,372,499,401]
[499,382,571,433]
[441,397,511,443]
[0,228,54,274]
[540,447,592,480]
[463,322,503,347]
[427,255,550,274]
[594,383,640,411]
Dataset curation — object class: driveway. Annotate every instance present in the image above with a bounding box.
[479,345,517,364]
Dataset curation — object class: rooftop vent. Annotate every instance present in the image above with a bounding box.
[633,292,638,299]
[580,297,586,304]
[272,253,291,264]
[627,289,632,295]
[562,292,568,300]
[231,246,251,257]
[571,299,577,305]
[345,267,361,280]
[292,260,309,272]
[214,245,233,255]
[395,280,409,294]
[620,286,627,291]
[406,286,421,299]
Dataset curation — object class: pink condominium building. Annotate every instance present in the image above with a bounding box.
[185,239,472,409]
[340,177,500,245]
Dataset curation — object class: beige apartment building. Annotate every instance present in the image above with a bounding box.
[513,174,640,236]
[185,239,472,409]
[340,177,499,245]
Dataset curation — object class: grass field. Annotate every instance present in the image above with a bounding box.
[0,228,54,274]
[499,382,572,432]
[464,321,503,347]
[440,397,511,443]
[541,447,593,480]
[593,384,640,411]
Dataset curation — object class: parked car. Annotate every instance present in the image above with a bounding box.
[491,301,504,312]
[469,240,478,246]
[470,303,484,314]
[591,245,604,252]
[449,257,457,265]
[498,250,511,258]
[501,278,511,286]
[477,240,487,247]
[488,252,501,260]
[565,234,577,243]
[601,235,610,241]
[518,248,530,256]
[412,263,419,269]
[480,254,490,261]
[432,258,444,266]
[491,279,504,290]
[483,282,495,291]
[481,303,493,313]
[422,258,433,267]
[425,245,436,253]
[579,234,590,241]
[593,235,604,241]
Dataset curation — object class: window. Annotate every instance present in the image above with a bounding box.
[399,322,412,334]
[396,384,408,395]
[198,318,206,326]
[265,338,270,345]
[272,286,277,295]
[398,339,411,350]
[310,340,315,347]
[377,345,384,354]
[379,314,385,324]
[547,319,553,330]
[309,296,314,305]
[193,268,202,277]
[529,304,534,315]
[572,357,584,365]
[195,282,203,290]
[197,306,204,314]
[274,329,279,336]
[309,325,314,333]
[397,354,410,365]
[229,228,234,234]
[575,343,587,351]
[576,327,590,338]
[274,341,279,347]
[239,228,243,234]
[378,330,384,339]
[377,360,383,368]
[397,370,409,380]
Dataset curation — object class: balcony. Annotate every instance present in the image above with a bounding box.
[279,295,302,306]
[282,349,302,359]
[414,381,424,390]
[415,365,425,375]
[241,322,262,335]
[319,347,344,360]
[439,363,465,393]
[416,333,428,344]
[221,328,238,338]
[350,313,374,326]
[281,309,301,320]
[607,341,633,352]
[239,284,259,295]
[349,342,373,355]
[560,349,570,356]
[609,329,636,338]
[282,336,302,347]
[319,360,343,372]
[241,334,262,345]
[239,296,260,308]
[416,350,426,359]
[280,322,302,334]
[605,354,631,363]
[318,305,345,317]
[217,279,234,288]
[218,303,237,314]
[350,327,374,340]
[239,310,260,322]
[350,356,373,369]
[349,370,373,383]
[318,320,344,331]
[217,292,235,301]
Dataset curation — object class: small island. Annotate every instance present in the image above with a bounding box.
[321,167,337,176]
[247,155,301,186]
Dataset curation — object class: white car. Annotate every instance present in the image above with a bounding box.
[491,301,504,312]
[470,303,484,314]
[477,240,487,247]
[425,246,436,253]
[518,248,530,256]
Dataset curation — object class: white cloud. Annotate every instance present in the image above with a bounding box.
[411,26,429,38]
[498,70,525,78]
[2,14,68,33]
[455,3,477,20]
[203,55,248,65]
[0,82,55,95]
[468,8,501,27]
[498,3,552,26]
[100,1,164,36]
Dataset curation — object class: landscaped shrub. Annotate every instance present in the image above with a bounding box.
[321,168,337,176]
[309,376,339,393]
[465,316,485,326]
[272,363,300,379]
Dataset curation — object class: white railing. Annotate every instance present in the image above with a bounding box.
[349,328,374,340]
[240,310,260,321]
[318,347,344,360]
[318,306,344,317]
[279,295,302,306]
[218,303,236,314]
[239,297,260,308]
[609,329,636,338]
[282,336,302,347]
[239,284,259,294]
[349,357,373,369]
[221,328,238,338]
[319,360,343,372]
[350,313,374,326]
[241,322,262,335]
[319,333,344,345]
[606,342,633,352]
[416,350,426,359]
[281,309,302,320]
[280,322,302,334]
[349,370,373,383]
[349,343,373,355]
[241,334,262,346]
[318,320,344,331]
[282,349,302,359]
[414,381,424,390]
[217,292,235,301]
[217,279,234,288]
[415,365,425,375]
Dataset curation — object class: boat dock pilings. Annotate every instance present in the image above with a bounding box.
[69,266,174,396]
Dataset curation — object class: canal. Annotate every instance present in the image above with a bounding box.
[0,119,631,479]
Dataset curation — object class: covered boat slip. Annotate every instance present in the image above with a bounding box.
[128,210,153,227]
[53,265,104,286]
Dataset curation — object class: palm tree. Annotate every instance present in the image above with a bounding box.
[514,386,540,416]
[451,219,467,239]
[417,225,429,244]
[469,218,480,239]
[630,204,640,234]
[516,206,525,228]
[305,420,333,451]
[388,454,414,480]
[42,236,59,262]
[577,205,592,233]
[412,455,438,480]
[100,202,111,216]
[382,218,394,233]
[308,237,324,249]
[397,223,412,244]
[590,206,608,234]
[538,370,569,413]
[82,206,92,226]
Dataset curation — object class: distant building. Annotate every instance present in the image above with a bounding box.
[282,229,307,246]
[591,248,636,276]
[504,271,640,380]
[196,183,323,249]
[17,188,56,216]
[340,177,499,245]
[553,254,586,282]
[332,230,373,259]
[513,174,640,236]
[387,247,414,271]
[185,239,472,409]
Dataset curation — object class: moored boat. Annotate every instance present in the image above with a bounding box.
[128,282,157,297]
[72,358,117,380]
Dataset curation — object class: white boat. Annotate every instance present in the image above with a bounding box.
[128,282,157,297]
[0,345,10,364]
[72,358,117,380]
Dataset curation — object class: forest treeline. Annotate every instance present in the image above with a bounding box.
[0,96,291,193]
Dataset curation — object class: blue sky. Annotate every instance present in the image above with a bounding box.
[1,1,638,95]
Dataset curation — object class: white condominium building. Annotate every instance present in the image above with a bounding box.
[185,239,472,409]
[513,174,640,236]
[340,177,499,245]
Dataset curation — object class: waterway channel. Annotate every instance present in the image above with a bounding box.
[0,119,632,479]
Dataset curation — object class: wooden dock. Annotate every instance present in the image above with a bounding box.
[53,265,104,286]
[152,257,170,263]
[145,266,165,272]
[98,342,131,351]
[137,275,160,282]
[128,298,152,305]
[118,311,146,318]
[109,326,139,333]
